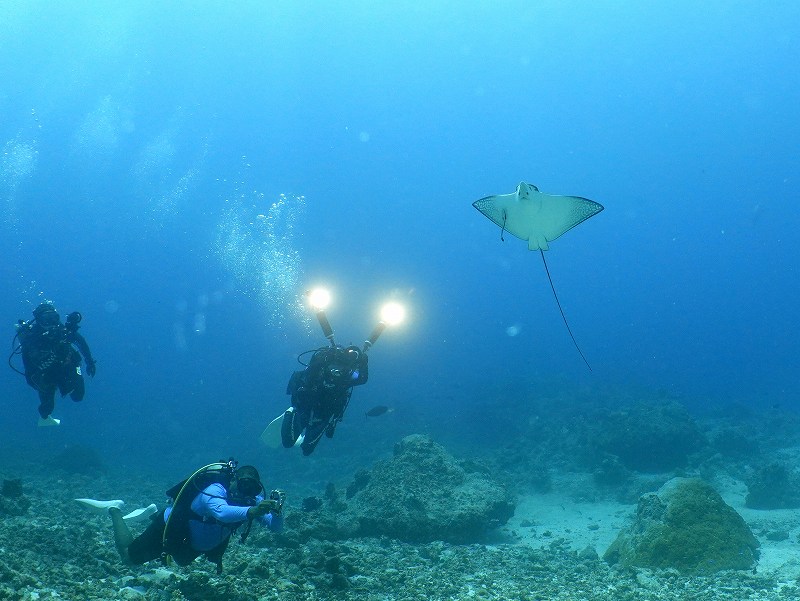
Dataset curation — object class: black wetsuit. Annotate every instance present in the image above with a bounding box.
[281,347,369,455]
[18,322,95,418]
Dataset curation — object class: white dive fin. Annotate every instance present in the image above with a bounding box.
[122,503,158,522]
[75,498,125,512]
[260,411,287,448]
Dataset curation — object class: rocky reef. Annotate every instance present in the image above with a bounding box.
[745,462,800,509]
[280,434,515,546]
[0,478,31,516]
[343,434,515,543]
[588,402,706,473]
[604,477,759,574]
[51,444,107,475]
[1,421,799,601]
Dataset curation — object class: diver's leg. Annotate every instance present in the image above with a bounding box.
[69,373,85,401]
[108,506,134,565]
[58,359,84,401]
[325,414,339,438]
[281,406,307,448]
[301,418,328,456]
[37,388,55,419]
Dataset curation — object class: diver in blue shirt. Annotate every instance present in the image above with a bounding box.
[108,461,284,573]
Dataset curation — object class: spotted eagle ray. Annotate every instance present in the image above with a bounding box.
[473,182,604,370]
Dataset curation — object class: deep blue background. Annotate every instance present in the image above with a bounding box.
[1,1,798,483]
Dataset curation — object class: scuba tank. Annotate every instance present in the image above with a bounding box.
[161,460,236,567]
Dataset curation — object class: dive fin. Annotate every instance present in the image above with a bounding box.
[259,412,286,448]
[122,503,158,522]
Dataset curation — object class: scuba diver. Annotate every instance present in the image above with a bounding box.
[9,302,96,426]
[107,460,284,574]
[274,288,405,456]
[282,343,369,455]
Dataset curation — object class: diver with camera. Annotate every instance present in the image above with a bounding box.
[100,459,284,574]
[9,301,97,426]
[269,288,405,456]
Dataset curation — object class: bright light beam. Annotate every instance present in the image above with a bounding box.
[307,287,331,311]
[380,302,405,327]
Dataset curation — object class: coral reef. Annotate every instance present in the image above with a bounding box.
[604,478,759,574]
[2,478,24,497]
[344,434,516,543]
[710,426,760,459]
[745,463,800,509]
[301,496,323,511]
[278,435,515,547]
[588,402,706,472]
[51,444,107,475]
[275,434,515,546]
[1,432,799,600]
[592,453,631,487]
[0,478,31,516]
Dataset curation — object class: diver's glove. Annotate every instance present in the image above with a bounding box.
[247,500,272,519]
[264,498,283,516]
[86,359,96,378]
[247,499,283,519]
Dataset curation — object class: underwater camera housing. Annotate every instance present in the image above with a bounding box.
[269,489,285,513]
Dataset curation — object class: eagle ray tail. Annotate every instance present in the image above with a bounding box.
[539,249,592,371]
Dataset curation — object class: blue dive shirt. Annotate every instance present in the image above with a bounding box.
[164,483,283,552]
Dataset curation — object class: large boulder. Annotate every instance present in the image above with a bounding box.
[590,402,705,472]
[347,434,515,543]
[273,435,515,546]
[0,479,31,516]
[604,478,759,574]
[346,434,515,543]
[745,463,800,509]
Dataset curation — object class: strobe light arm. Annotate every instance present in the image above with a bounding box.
[363,301,405,352]
[363,320,386,353]
[316,309,336,347]
[306,287,336,346]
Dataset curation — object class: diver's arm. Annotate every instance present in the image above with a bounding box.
[17,326,40,383]
[193,484,250,524]
[71,332,95,365]
[71,331,96,376]
[354,353,369,385]
[253,492,284,532]
[21,355,35,385]
[195,485,284,530]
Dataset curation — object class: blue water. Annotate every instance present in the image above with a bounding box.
[1,1,798,473]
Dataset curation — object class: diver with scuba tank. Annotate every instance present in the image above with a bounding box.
[273,288,405,456]
[107,459,284,574]
[9,302,97,426]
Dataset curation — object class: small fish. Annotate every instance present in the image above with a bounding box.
[365,405,392,418]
